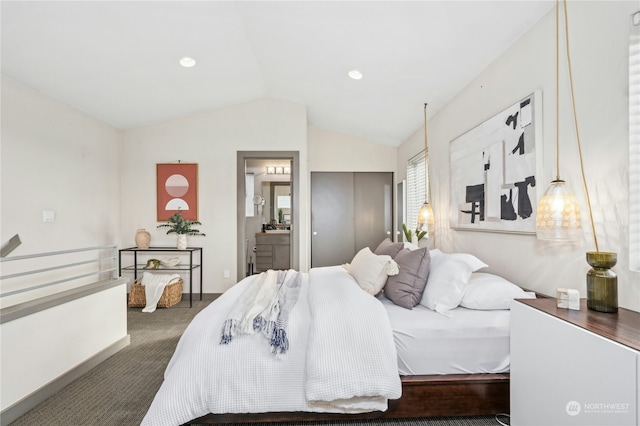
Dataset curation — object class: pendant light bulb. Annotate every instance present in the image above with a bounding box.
[535,179,581,241]
[417,202,435,238]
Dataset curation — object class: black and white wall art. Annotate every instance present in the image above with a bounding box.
[449,92,542,234]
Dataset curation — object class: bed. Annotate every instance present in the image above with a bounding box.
[142,241,534,425]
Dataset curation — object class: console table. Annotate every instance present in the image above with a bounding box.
[511,298,639,425]
[119,247,203,307]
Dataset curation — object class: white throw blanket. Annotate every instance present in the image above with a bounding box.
[221,269,302,355]
[142,272,181,313]
[141,266,401,426]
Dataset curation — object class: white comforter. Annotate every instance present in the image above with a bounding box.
[142,266,401,426]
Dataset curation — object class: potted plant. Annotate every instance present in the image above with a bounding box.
[402,223,426,244]
[157,211,205,249]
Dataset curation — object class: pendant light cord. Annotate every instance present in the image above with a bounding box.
[561,0,599,251]
[555,1,561,181]
[424,103,431,203]
[424,102,435,248]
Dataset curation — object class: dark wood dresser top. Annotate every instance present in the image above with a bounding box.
[517,298,640,352]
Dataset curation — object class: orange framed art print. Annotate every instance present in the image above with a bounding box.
[157,163,199,221]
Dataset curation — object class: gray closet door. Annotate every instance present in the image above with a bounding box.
[354,172,393,252]
[311,172,393,267]
[311,172,355,267]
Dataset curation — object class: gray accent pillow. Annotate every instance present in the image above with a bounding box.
[384,247,431,309]
[374,238,404,258]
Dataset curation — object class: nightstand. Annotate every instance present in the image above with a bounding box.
[510,298,639,425]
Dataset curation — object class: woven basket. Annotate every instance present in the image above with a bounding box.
[128,277,183,308]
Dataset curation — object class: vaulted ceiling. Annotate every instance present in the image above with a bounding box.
[1,1,554,147]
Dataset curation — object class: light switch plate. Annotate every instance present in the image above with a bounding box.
[43,210,55,222]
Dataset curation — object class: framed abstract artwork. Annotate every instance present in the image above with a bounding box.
[449,92,542,234]
[157,163,199,221]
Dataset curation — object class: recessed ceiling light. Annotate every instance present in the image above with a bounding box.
[348,69,363,80]
[179,57,196,68]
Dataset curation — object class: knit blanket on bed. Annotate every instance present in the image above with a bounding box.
[220,269,302,355]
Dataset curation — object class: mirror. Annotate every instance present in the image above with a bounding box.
[261,182,291,228]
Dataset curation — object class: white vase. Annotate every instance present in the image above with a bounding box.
[135,229,151,249]
[176,234,188,250]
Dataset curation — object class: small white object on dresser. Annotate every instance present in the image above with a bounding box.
[556,288,580,310]
[510,298,640,426]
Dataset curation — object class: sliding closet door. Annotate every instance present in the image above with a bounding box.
[311,172,393,268]
[311,172,355,267]
[354,172,393,252]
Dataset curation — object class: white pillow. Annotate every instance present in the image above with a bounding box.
[461,272,536,310]
[419,252,487,316]
[345,247,399,295]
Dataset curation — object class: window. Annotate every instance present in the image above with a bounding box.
[276,195,291,209]
[406,150,426,231]
[245,173,255,217]
[630,11,640,271]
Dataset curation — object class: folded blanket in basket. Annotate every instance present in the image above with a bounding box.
[142,272,182,313]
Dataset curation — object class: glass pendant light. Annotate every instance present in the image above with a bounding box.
[536,0,616,312]
[536,179,581,241]
[417,202,434,235]
[535,0,581,242]
[417,103,435,241]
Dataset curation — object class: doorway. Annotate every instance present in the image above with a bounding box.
[236,151,299,279]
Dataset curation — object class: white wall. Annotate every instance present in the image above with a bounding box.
[398,1,639,312]
[0,75,124,302]
[120,98,308,292]
[0,75,122,254]
[308,126,398,172]
[0,75,127,415]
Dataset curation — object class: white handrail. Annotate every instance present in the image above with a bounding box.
[0,245,118,298]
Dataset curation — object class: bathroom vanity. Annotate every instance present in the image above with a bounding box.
[255,231,290,272]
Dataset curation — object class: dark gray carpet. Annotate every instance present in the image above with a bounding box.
[9,297,508,426]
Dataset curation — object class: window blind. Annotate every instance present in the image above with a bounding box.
[629,13,640,271]
[406,150,426,232]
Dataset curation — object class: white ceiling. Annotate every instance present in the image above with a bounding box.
[1,1,554,147]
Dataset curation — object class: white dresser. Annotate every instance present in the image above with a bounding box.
[511,298,640,426]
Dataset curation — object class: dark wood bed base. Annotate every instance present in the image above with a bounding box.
[186,373,510,424]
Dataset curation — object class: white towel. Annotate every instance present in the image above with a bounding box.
[142,272,182,313]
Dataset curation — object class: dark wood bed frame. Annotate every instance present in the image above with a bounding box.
[186,373,509,424]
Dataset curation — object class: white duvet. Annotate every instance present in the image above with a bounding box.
[142,266,402,426]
